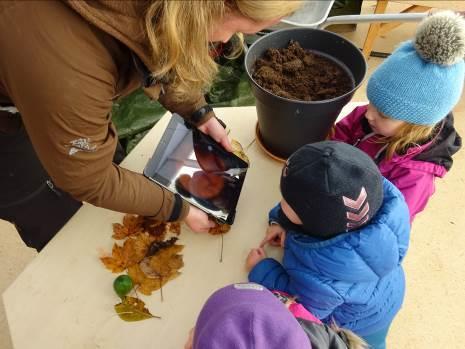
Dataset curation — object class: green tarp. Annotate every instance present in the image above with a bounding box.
[112,55,255,153]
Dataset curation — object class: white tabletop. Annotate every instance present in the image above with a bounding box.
[3,103,364,349]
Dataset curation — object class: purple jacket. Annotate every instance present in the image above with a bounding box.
[332,105,461,222]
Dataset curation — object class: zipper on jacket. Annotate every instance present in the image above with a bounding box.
[353,132,376,148]
[46,180,62,197]
[0,182,47,208]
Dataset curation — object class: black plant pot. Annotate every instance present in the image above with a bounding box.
[245,28,366,159]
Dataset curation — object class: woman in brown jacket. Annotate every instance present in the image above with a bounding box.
[0,1,301,250]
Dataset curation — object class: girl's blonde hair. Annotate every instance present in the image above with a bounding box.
[380,122,437,160]
[330,323,369,349]
[143,1,302,102]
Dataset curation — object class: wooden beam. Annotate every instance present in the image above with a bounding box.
[362,0,389,58]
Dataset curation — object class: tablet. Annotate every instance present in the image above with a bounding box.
[143,114,249,224]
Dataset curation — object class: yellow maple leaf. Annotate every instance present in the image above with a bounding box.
[101,243,127,273]
[122,233,156,267]
[112,223,129,240]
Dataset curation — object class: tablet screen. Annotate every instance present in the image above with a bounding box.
[143,114,249,224]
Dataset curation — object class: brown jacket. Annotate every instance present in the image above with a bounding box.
[0,1,213,220]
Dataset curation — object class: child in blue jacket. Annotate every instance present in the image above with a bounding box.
[246,141,410,349]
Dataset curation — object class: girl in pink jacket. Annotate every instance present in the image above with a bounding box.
[332,12,464,222]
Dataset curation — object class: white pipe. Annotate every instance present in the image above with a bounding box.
[319,13,427,29]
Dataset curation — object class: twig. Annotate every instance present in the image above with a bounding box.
[160,276,164,302]
[132,285,140,300]
[245,138,256,151]
[220,233,224,263]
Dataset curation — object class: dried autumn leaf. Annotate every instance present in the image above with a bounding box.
[231,139,249,164]
[114,296,159,321]
[123,233,156,267]
[128,263,181,296]
[128,264,146,284]
[142,220,167,240]
[101,243,128,273]
[138,277,163,296]
[146,237,178,257]
[112,214,181,241]
[167,254,184,270]
[112,223,129,240]
[209,223,231,235]
[142,272,181,296]
[167,222,181,235]
[149,244,184,277]
[103,215,185,295]
[128,263,163,295]
[123,214,144,234]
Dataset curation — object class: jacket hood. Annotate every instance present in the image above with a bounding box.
[413,113,462,171]
[64,0,154,70]
[285,178,410,282]
[361,112,461,176]
[298,319,349,349]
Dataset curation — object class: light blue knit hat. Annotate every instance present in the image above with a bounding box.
[367,11,465,125]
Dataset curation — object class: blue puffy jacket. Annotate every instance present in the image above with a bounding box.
[249,178,410,336]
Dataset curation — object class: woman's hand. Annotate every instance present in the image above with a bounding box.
[260,224,286,248]
[197,117,232,151]
[246,247,267,272]
[183,205,216,233]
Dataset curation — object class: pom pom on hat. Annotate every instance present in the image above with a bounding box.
[415,11,465,66]
[367,11,465,125]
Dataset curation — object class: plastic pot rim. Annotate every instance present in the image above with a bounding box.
[245,27,367,105]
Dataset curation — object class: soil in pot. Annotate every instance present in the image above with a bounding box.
[252,40,353,101]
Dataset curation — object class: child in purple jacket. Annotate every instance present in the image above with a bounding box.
[184,283,366,349]
[331,11,464,222]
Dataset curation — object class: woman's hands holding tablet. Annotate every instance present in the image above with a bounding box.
[197,117,232,152]
[184,205,216,233]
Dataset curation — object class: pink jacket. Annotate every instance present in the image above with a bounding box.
[332,105,461,222]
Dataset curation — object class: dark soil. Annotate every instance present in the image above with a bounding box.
[252,40,353,101]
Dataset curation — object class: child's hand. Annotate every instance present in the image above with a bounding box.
[260,224,286,248]
[184,328,194,349]
[246,248,267,272]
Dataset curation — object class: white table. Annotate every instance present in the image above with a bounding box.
[3,103,364,349]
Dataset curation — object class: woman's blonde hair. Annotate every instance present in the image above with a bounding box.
[380,122,437,160]
[143,0,302,102]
